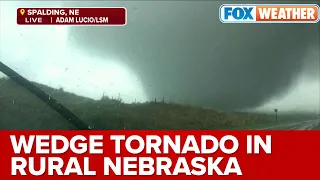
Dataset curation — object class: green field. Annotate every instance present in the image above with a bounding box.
[0,78,317,130]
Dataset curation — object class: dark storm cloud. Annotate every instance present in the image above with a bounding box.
[64,1,319,110]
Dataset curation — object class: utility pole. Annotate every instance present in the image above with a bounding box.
[274,108,278,124]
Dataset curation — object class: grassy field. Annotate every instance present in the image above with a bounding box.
[0,78,317,130]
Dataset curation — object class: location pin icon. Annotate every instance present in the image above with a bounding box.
[20,9,25,15]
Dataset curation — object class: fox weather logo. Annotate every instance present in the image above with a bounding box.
[219,4,256,23]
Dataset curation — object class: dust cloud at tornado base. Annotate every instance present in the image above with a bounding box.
[64,1,319,113]
[1,1,319,113]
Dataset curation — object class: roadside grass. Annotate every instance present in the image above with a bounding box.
[0,78,316,130]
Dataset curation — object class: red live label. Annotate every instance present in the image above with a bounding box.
[17,8,127,25]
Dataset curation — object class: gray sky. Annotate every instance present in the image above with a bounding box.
[1,1,319,113]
